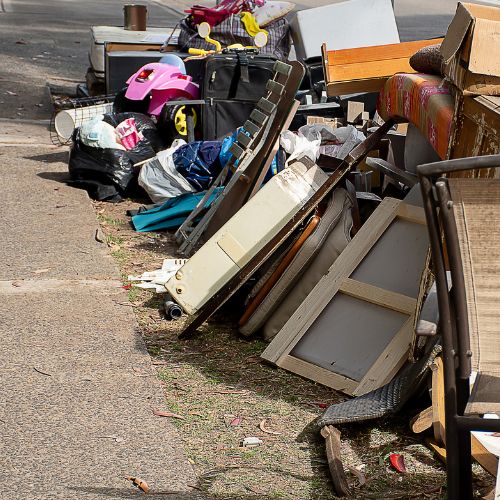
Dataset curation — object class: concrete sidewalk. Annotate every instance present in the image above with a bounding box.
[0,140,199,499]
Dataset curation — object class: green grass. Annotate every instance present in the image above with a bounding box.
[97,214,123,226]
[106,234,124,246]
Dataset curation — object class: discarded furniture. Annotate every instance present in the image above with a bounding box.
[239,187,354,340]
[175,60,304,256]
[418,154,500,499]
[167,159,328,316]
[322,38,443,97]
[89,25,178,89]
[173,120,395,338]
[378,72,454,160]
[411,355,500,479]
[447,95,500,164]
[290,0,399,62]
[262,188,429,396]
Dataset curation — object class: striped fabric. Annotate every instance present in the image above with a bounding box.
[377,73,454,159]
[178,16,290,60]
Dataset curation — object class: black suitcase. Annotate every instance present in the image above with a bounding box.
[195,51,277,140]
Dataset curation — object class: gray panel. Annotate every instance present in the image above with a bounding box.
[291,294,407,381]
[350,219,428,298]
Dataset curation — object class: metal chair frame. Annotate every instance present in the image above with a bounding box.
[418,155,500,499]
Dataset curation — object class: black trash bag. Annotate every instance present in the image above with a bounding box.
[103,112,165,153]
[68,112,162,201]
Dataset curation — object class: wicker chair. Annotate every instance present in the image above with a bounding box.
[418,155,500,499]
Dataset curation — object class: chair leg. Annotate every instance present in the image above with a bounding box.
[457,378,473,497]
[457,427,473,497]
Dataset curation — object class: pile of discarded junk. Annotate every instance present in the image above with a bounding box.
[53,0,500,497]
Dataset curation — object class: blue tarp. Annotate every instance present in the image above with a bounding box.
[131,188,223,232]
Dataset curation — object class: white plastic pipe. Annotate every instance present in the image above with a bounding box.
[54,103,114,140]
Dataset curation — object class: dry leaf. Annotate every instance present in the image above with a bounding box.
[98,435,124,443]
[347,466,366,486]
[125,476,149,493]
[152,409,185,420]
[132,366,151,377]
[188,411,204,417]
[230,416,242,426]
[389,453,407,473]
[307,401,328,409]
[244,355,261,364]
[33,268,50,274]
[259,419,281,435]
[213,390,246,395]
[11,281,22,287]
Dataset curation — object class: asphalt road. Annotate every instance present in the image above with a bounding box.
[0,0,498,121]
[0,0,180,120]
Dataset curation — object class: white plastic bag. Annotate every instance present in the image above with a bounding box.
[138,139,195,203]
[280,129,321,166]
[79,114,125,150]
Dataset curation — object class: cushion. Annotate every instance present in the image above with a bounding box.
[239,187,353,339]
[409,44,444,76]
[253,1,295,27]
[377,73,454,160]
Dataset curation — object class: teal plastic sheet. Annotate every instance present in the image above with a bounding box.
[131,188,223,232]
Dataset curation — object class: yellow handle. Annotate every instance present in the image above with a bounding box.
[188,48,212,56]
[205,35,222,52]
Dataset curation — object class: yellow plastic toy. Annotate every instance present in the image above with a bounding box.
[240,12,268,38]
[188,21,268,57]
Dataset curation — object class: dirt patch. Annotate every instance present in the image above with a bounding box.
[93,197,494,499]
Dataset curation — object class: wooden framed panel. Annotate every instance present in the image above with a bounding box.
[322,38,443,97]
[262,197,428,396]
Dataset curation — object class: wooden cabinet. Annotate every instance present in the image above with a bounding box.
[447,95,500,177]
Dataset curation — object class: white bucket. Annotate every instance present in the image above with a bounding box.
[54,102,114,140]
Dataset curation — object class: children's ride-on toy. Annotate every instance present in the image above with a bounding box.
[114,54,200,142]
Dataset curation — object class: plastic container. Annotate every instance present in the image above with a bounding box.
[123,4,147,31]
[54,103,114,141]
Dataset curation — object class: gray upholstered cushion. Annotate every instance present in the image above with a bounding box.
[239,187,353,338]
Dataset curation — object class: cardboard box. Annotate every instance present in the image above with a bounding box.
[440,2,500,95]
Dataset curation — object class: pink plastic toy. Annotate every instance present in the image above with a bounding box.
[124,61,199,117]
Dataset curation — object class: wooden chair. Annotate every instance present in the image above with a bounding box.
[418,155,500,499]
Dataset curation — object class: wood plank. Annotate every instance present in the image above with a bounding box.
[277,355,358,394]
[431,356,447,445]
[354,315,414,395]
[410,406,433,433]
[471,437,499,477]
[326,78,388,97]
[325,38,444,66]
[426,437,499,477]
[328,57,414,82]
[339,278,417,315]
[426,438,447,463]
[262,197,401,364]
[397,203,427,225]
[321,426,351,497]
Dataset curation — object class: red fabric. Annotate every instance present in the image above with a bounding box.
[377,73,454,159]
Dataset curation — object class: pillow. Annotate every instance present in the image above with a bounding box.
[409,44,444,76]
[253,1,295,27]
